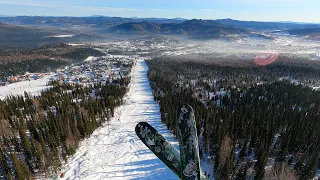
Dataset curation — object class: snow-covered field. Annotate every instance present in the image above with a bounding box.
[0,76,51,100]
[62,60,180,180]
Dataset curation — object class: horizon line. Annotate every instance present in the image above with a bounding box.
[0,15,319,24]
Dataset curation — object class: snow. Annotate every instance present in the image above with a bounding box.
[52,35,75,38]
[198,130,215,179]
[84,56,98,62]
[62,60,180,180]
[68,43,86,46]
[0,76,51,100]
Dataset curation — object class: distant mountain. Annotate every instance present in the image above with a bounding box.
[214,18,320,31]
[0,22,53,38]
[109,19,270,40]
[110,21,161,34]
[285,27,320,36]
[277,28,320,40]
[0,16,184,30]
[3,16,320,41]
[0,22,10,27]
[0,16,138,29]
[1,16,319,32]
[172,17,188,21]
[88,15,109,18]
[0,22,57,49]
[0,43,105,79]
[0,22,102,50]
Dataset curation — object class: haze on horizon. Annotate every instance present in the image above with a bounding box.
[0,0,319,23]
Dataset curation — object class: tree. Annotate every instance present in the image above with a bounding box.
[11,153,25,180]
[236,166,247,180]
[18,123,32,168]
[264,162,297,180]
[0,147,10,176]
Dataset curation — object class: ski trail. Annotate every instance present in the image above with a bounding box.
[62,60,179,180]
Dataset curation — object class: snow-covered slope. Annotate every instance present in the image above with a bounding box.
[62,60,180,180]
[0,76,51,100]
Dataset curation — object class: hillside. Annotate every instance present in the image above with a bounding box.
[1,16,320,41]
[0,22,10,28]
[0,43,104,80]
[109,19,270,40]
[2,17,320,41]
[285,27,320,39]
[0,21,104,50]
[0,16,185,29]
[146,56,320,179]
[3,16,319,32]
[214,18,320,31]
[110,21,161,34]
[62,60,183,180]
[0,22,56,49]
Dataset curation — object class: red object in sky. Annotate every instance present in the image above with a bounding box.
[254,53,278,66]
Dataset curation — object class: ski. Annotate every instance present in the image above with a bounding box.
[135,122,181,178]
[177,104,201,180]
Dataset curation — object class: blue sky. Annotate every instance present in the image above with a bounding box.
[0,0,319,22]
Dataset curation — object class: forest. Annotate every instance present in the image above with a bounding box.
[0,43,105,80]
[0,76,131,179]
[147,56,320,179]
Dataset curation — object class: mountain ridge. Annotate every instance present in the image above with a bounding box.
[214,18,320,30]
[2,16,319,30]
[109,19,268,40]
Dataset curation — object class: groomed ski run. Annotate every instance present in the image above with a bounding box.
[62,60,180,180]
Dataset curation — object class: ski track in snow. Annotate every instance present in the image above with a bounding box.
[62,60,180,180]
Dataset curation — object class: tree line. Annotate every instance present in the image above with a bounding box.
[0,43,105,80]
[146,57,320,180]
[0,79,129,179]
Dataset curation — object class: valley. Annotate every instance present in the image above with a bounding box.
[0,15,319,180]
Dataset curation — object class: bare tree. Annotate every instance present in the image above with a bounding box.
[0,119,14,138]
[65,127,76,149]
[264,162,298,180]
[106,110,112,135]
[219,135,233,168]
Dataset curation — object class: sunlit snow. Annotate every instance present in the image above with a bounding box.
[62,60,180,180]
[0,76,51,100]
[52,35,75,38]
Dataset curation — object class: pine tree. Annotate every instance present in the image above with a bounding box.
[236,166,247,180]
[0,147,10,175]
[7,172,14,180]
[20,158,32,179]
[18,123,32,168]
[11,153,25,180]
[31,135,43,168]
[254,149,268,180]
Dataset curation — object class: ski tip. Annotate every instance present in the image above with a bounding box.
[179,104,194,114]
[135,122,149,132]
[178,104,195,122]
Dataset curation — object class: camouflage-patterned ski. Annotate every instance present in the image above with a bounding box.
[135,122,181,178]
[177,104,201,180]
